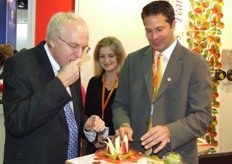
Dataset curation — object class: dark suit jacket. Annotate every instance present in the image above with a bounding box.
[112,41,212,164]
[3,41,87,164]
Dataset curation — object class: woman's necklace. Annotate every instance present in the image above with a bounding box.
[101,76,118,119]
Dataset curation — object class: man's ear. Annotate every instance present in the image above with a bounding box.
[48,38,56,48]
[171,20,176,30]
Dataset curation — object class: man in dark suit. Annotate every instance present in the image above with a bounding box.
[112,1,212,164]
[3,12,105,164]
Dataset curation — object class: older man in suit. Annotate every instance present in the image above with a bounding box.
[112,1,212,164]
[3,12,105,164]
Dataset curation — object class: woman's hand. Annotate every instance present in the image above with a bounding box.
[93,135,115,148]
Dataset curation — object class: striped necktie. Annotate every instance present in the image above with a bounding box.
[145,50,165,156]
[151,52,164,101]
[64,102,78,159]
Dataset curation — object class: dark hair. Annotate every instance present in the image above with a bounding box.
[14,49,18,54]
[141,0,175,26]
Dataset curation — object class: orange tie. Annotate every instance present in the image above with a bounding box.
[145,50,164,156]
[151,52,164,101]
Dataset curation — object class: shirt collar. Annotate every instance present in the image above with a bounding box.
[160,39,177,60]
[44,43,60,75]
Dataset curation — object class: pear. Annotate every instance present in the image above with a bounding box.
[104,135,130,160]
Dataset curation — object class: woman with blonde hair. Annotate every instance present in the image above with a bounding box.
[84,36,126,154]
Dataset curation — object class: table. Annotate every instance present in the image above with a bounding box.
[197,145,212,156]
[66,144,212,164]
[65,153,163,164]
[197,138,212,156]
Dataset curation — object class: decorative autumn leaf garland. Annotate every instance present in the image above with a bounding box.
[187,0,224,151]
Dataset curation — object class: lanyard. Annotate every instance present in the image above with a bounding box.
[101,77,118,119]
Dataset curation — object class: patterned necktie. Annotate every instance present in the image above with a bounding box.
[64,102,78,159]
[151,53,164,101]
[145,51,165,156]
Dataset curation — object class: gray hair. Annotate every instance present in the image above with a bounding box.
[46,12,86,46]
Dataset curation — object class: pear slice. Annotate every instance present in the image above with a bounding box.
[104,137,116,155]
[114,136,121,154]
[104,151,118,160]
[103,135,131,160]
[121,135,129,155]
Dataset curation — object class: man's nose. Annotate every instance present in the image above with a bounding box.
[151,31,159,40]
[73,50,83,58]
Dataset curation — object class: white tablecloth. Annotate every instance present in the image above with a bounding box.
[66,144,212,163]
[65,154,157,164]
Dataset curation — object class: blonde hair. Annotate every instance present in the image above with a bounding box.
[93,36,126,76]
[0,44,14,58]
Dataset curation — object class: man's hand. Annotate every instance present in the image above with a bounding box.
[84,115,105,132]
[57,58,82,87]
[140,125,170,154]
[115,124,133,142]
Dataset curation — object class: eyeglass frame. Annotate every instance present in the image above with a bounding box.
[58,37,91,54]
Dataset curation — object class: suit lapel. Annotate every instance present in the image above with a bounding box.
[70,80,82,128]
[36,43,67,123]
[142,47,153,100]
[58,82,81,129]
[36,42,56,84]
[155,42,184,100]
[34,42,80,129]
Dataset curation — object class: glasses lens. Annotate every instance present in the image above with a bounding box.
[59,37,90,54]
[85,47,91,54]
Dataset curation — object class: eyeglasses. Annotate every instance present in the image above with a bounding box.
[58,37,91,54]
